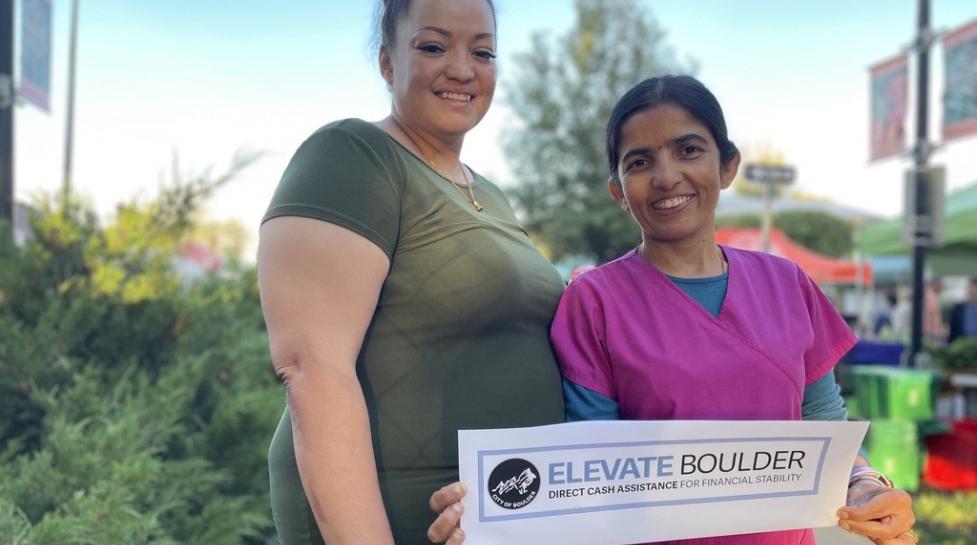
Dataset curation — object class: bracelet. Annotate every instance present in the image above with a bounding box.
[850,475,892,489]
[849,467,894,489]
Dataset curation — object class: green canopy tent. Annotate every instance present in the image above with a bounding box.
[856,182,977,277]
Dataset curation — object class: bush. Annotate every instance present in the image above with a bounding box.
[932,338,977,371]
[0,158,281,545]
[913,490,977,545]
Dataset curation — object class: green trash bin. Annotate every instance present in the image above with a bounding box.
[850,366,938,421]
[865,419,920,492]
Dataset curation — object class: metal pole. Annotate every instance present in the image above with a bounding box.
[0,0,14,228]
[63,0,79,198]
[909,0,931,366]
[762,181,773,252]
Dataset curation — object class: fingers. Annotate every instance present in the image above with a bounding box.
[427,482,468,544]
[445,527,466,545]
[839,517,909,540]
[840,488,913,522]
[838,511,915,540]
[430,482,467,513]
[427,501,465,543]
[872,530,918,545]
[837,488,915,541]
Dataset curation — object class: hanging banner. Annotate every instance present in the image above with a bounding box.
[869,54,908,161]
[458,419,868,545]
[943,18,977,142]
[19,0,53,112]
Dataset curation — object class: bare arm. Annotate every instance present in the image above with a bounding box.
[259,216,395,545]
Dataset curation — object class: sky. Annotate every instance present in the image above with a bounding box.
[12,0,977,255]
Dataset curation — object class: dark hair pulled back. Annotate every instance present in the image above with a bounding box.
[373,0,497,52]
[606,75,739,185]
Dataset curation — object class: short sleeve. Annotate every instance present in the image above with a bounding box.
[796,267,857,385]
[549,278,617,399]
[263,123,404,260]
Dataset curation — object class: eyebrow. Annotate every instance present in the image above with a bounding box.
[619,133,710,164]
[415,26,495,41]
[671,133,709,147]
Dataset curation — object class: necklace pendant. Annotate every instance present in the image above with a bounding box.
[473,201,484,212]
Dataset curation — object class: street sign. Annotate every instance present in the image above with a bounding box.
[903,166,945,248]
[744,163,796,185]
[19,0,52,112]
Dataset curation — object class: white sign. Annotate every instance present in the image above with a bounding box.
[458,419,868,545]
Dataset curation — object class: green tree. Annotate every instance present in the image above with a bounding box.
[775,210,854,257]
[715,211,854,257]
[0,152,280,545]
[504,0,692,261]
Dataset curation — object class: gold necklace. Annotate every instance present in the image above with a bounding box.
[391,119,483,212]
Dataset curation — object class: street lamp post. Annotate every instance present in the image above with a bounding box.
[744,163,796,253]
[905,0,946,367]
[63,0,79,199]
[0,0,14,229]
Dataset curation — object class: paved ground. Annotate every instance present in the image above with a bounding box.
[813,526,874,544]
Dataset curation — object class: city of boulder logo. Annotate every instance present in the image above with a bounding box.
[487,458,540,509]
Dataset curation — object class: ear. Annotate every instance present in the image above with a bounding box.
[607,177,628,210]
[379,45,394,87]
[719,152,741,190]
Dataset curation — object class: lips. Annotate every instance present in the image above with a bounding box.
[436,91,473,102]
[652,195,695,210]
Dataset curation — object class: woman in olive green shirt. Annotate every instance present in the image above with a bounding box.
[258,1,564,544]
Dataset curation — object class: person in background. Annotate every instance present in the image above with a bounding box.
[949,277,977,343]
[428,75,916,545]
[258,1,565,544]
[924,278,946,345]
[873,289,897,337]
[890,287,913,340]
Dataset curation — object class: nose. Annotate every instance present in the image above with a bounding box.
[651,157,682,191]
[445,50,475,82]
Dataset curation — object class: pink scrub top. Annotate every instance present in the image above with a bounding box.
[550,247,857,545]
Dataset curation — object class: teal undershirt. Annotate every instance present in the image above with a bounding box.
[562,271,849,424]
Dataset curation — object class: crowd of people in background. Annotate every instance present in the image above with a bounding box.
[869,277,977,346]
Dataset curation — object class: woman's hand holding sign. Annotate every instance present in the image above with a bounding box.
[838,480,916,544]
[428,466,918,545]
[428,482,467,544]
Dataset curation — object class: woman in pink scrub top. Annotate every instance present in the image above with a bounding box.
[426,76,917,545]
[551,76,914,545]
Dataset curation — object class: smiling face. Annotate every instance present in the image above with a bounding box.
[609,103,740,247]
[379,0,497,141]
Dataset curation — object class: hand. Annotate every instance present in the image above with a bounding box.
[427,482,467,544]
[837,480,916,544]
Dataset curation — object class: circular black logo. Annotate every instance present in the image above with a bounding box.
[487,458,541,509]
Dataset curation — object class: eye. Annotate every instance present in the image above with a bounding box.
[473,49,497,60]
[417,43,445,54]
[680,144,703,157]
[625,158,648,172]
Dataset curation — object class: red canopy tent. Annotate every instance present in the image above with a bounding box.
[716,227,873,285]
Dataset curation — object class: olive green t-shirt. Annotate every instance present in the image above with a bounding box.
[264,119,565,545]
